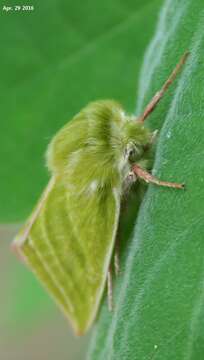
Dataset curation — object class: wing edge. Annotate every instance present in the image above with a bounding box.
[81,187,121,335]
[11,176,56,263]
[11,179,121,335]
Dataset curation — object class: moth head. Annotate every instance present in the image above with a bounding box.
[122,119,157,163]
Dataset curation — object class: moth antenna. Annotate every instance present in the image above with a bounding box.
[138,51,189,123]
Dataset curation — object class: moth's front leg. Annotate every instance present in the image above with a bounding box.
[132,164,184,189]
[124,159,150,187]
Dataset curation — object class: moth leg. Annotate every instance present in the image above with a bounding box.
[132,164,184,189]
[114,236,120,276]
[107,266,113,311]
[125,170,138,187]
[138,51,189,122]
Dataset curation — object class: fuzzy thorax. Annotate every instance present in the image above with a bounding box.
[46,100,152,188]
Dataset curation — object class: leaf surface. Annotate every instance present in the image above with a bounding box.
[0,0,161,222]
[88,0,204,359]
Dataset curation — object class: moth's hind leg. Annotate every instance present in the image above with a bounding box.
[107,232,121,311]
[107,266,113,311]
[114,237,120,276]
[113,210,124,277]
[113,171,138,278]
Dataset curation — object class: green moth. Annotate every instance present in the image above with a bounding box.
[12,52,188,335]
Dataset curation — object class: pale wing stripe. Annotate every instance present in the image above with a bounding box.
[28,234,74,314]
[65,189,102,269]
[65,191,88,267]
[23,240,69,313]
[23,240,81,333]
[36,180,87,306]
[14,177,55,247]
[41,202,81,301]
[37,205,79,306]
[14,175,75,314]
[41,187,85,299]
[60,187,87,270]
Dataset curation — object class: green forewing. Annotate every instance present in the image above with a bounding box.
[13,101,125,334]
[15,174,119,334]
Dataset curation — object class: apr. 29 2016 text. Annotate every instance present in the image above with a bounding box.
[2,5,34,12]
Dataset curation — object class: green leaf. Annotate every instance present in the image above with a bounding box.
[88,0,204,359]
[0,0,161,222]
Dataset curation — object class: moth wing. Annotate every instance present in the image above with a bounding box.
[12,174,120,335]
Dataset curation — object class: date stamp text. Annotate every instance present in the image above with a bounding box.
[3,5,34,12]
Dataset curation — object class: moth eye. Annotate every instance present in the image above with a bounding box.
[127,147,137,162]
[129,149,135,157]
[126,145,143,162]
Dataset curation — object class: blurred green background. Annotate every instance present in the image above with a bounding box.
[0,0,162,359]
